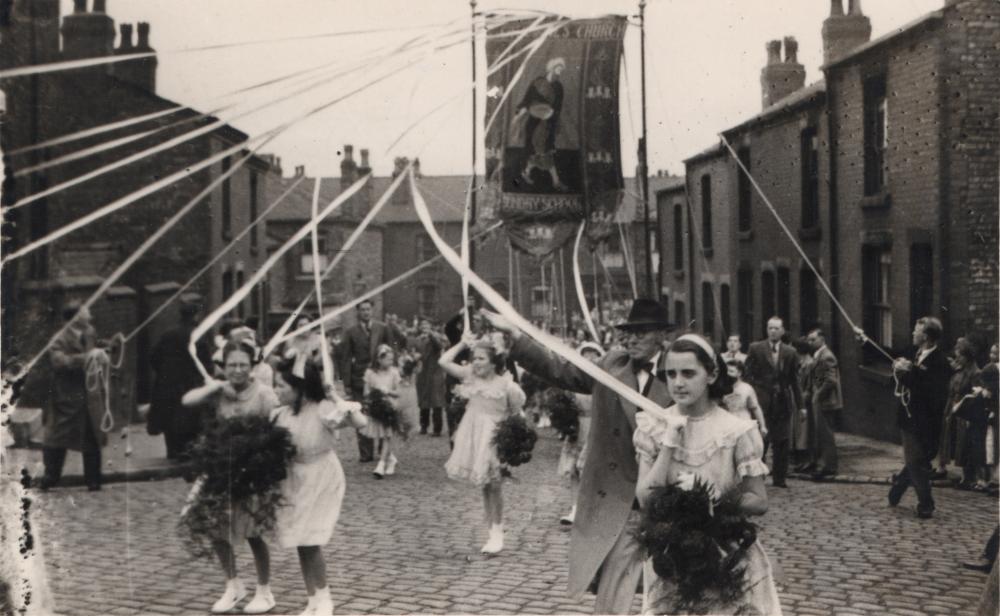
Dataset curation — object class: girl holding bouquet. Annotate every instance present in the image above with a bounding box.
[181,340,281,614]
[364,344,403,478]
[440,335,526,554]
[271,351,368,616]
[634,334,781,615]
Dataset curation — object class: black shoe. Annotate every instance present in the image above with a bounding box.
[432,432,442,437]
[962,559,993,573]
[419,429,428,435]
[915,505,935,519]
[930,469,949,480]
[771,481,788,488]
[359,457,374,463]
[35,477,56,492]
[795,463,817,473]
[86,484,101,492]
[811,469,837,481]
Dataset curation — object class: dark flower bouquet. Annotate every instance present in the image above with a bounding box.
[636,476,758,613]
[543,389,581,443]
[363,389,411,439]
[492,415,537,468]
[178,414,297,558]
[446,395,468,427]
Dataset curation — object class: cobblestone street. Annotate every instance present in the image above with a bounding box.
[30,431,998,616]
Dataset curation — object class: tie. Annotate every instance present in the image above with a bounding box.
[772,343,780,364]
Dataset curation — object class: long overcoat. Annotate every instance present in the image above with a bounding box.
[510,337,672,599]
[44,325,107,451]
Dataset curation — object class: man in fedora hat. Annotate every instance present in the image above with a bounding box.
[482,298,675,614]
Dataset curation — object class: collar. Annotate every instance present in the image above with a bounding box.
[812,345,827,359]
[918,345,937,360]
[648,351,662,373]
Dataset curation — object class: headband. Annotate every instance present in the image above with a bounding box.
[675,334,717,362]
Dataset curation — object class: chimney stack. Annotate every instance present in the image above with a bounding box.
[113,21,157,91]
[822,0,871,65]
[413,157,422,178]
[340,145,357,186]
[391,157,409,178]
[61,0,116,59]
[93,0,106,12]
[760,37,806,109]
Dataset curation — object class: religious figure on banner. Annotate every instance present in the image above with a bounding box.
[511,57,568,192]
[483,16,626,257]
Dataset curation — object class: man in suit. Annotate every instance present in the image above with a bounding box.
[888,316,951,519]
[806,326,841,479]
[744,316,804,488]
[484,299,675,615]
[340,299,394,462]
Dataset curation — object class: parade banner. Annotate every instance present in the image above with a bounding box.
[483,16,626,257]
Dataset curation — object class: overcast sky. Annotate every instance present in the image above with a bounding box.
[69,0,943,179]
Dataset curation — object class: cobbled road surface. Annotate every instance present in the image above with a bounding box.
[30,431,998,615]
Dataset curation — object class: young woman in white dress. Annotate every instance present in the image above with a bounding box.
[634,334,781,615]
[439,335,527,554]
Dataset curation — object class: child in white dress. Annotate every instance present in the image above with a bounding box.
[272,352,367,616]
[363,344,403,478]
[722,359,768,441]
[635,334,781,615]
[440,335,527,554]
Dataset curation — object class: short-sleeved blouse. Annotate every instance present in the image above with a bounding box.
[215,380,280,420]
[633,404,769,494]
[364,367,401,397]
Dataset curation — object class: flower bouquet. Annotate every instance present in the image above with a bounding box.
[178,415,297,558]
[636,475,757,614]
[363,389,411,439]
[492,415,537,470]
[543,389,581,443]
[446,395,468,428]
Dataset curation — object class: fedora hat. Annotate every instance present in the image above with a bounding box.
[614,298,674,331]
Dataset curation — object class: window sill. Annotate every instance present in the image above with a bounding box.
[701,247,714,259]
[673,269,685,281]
[859,190,891,210]
[738,230,753,242]
[798,226,822,241]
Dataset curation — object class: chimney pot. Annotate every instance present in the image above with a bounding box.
[829,0,844,16]
[137,22,151,48]
[343,145,354,161]
[848,0,863,16]
[119,23,133,49]
[784,36,799,63]
[73,0,86,13]
[360,148,370,169]
[766,40,781,66]
[93,0,106,12]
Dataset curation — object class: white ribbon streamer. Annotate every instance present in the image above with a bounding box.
[408,170,665,415]
[188,174,371,381]
[461,178,473,332]
[308,178,335,385]
[573,221,601,343]
[263,163,414,358]
[276,222,504,346]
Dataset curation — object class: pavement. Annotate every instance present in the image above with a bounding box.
[0,412,951,489]
[11,418,1000,616]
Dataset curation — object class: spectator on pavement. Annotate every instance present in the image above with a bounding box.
[888,316,951,519]
[721,334,747,365]
[806,326,842,480]
[339,300,395,463]
[791,337,814,470]
[148,299,213,461]
[744,316,804,488]
[40,302,106,492]
[948,338,986,489]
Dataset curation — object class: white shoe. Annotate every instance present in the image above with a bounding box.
[211,579,247,613]
[481,524,504,554]
[385,454,398,476]
[244,585,275,614]
[373,459,385,479]
[560,505,576,526]
[313,587,334,616]
[297,594,317,616]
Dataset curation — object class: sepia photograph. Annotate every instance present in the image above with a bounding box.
[1,1,998,615]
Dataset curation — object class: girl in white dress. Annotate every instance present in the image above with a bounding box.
[271,352,367,616]
[440,335,527,554]
[363,344,403,478]
[635,334,781,616]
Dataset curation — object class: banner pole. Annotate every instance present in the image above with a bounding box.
[469,0,479,280]
[639,0,653,299]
